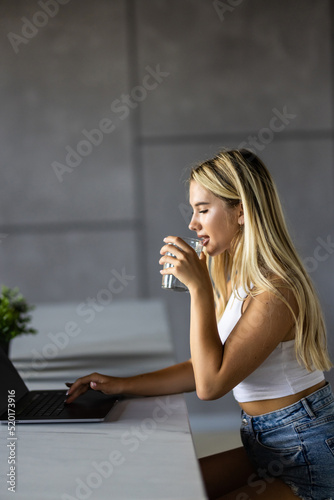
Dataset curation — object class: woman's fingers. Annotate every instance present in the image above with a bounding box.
[160,236,194,255]
[160,245,184,259]
[159,250,188,274]
[159,235,208,290]
[65,373,105,404]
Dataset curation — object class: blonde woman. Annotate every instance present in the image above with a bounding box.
[67,149,334,499]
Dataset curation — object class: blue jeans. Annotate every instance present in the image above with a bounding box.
[240,382,334,500]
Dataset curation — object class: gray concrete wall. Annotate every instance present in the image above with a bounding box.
[1,0,333,428]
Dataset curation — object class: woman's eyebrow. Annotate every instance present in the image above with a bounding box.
[193,202,210,207]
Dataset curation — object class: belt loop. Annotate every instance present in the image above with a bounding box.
[301,398,315,418]
[241,412,256,434]
[241,410,249,426]
[250,416,257,435]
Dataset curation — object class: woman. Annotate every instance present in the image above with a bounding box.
[66,149,334,499]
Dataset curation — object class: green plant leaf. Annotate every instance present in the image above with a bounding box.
[0,286,37,343]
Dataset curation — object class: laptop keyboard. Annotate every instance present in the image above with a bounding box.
[17,392,65,418]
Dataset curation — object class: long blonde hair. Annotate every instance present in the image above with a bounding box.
[189,149,332,372]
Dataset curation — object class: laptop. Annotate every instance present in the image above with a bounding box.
[0,347,118,423]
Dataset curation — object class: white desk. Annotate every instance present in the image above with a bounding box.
[0,299,207,499]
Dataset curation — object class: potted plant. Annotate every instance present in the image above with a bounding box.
[0,285,37,356]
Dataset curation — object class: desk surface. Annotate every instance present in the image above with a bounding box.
[1,299,207,499]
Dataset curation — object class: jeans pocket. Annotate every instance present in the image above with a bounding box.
[255,426,302,454]
[326,436,334,457]
[255,427,306,471]
[252,431,306,486]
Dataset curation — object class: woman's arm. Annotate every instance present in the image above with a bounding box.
[65,359,196,404]
[160,236,298,402]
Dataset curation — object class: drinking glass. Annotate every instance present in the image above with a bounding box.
[161,237,203,292]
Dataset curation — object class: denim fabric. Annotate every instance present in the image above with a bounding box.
[240,382,334,500]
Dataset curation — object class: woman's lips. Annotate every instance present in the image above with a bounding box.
[201,237,210,247]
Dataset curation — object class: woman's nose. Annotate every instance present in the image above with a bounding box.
[188,214,200,232]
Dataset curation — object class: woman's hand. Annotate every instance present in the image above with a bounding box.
[65,360,196,402]
[65,372,122,404]
[159,236,212,293]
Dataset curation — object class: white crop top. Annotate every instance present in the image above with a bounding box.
[218,287,325,402]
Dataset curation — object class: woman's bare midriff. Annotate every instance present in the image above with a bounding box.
[239,380,326,416]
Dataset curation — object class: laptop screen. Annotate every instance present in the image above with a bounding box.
[0,348,29,415]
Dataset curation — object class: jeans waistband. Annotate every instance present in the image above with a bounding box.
[241,382,333,432]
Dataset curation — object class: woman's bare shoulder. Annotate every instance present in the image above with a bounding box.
[252,277,299,317]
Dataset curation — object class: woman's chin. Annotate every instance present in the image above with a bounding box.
[205,245,216,257]
[205,244,225,257]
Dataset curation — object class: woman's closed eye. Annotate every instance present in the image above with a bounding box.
[199,209,208,214]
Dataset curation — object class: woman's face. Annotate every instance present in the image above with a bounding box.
[188,180,243,257]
